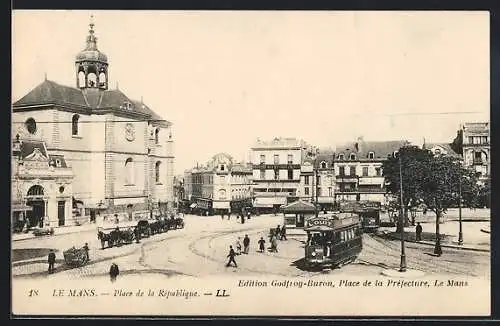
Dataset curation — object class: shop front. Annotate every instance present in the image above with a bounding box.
[213,200,230,215]
[254,196,287,214]
[195,198,213,216]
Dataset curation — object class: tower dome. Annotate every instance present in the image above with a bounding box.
[75,15,109,90]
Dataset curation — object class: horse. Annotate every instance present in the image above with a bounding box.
[119,228,135,244]
[97,230,113,249]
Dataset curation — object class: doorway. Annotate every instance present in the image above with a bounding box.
[26,200,44,227]
[58,201,65,226]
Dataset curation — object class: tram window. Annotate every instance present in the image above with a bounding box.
[340,231,345,242]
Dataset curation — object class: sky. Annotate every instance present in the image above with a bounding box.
[12,11,490,175]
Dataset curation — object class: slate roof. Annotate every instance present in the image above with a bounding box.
[335,140,411,160]
[19,140,47,160]
[13,80,171,126]
[14,80,88,107]
[423,142,461,158]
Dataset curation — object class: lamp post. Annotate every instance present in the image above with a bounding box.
[458,170,464,245]
[398,152,407,272]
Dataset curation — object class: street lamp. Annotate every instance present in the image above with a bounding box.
[458,170,464,245]
[398,152,407,272]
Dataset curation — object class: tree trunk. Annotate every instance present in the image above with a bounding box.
[434,210,442,256]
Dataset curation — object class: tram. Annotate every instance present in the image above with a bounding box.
[304,213,363,271]
[339,201,381,232]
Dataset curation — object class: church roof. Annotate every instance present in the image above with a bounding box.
[14,80,88,108]
[13,80,171,126]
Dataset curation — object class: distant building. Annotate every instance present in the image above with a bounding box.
[424,142,461,158]
[334,137,410,205]
[184,153,253,215]
[250,137,309,213]
[451,122,490,183]
[299,149,336,211]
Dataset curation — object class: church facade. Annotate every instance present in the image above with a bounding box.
[12,20,175,225]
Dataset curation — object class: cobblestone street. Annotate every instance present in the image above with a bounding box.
[12,213,490,281]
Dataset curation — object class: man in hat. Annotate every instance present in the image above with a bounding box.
[226,245,237,267]
[47,249,56,274]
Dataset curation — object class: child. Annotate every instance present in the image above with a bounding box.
[258,237,266,253]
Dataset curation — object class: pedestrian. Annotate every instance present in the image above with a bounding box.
[114,214,119,224]
[109,263,120,282]
[221,212,224,220]
[39,216,44,228]
[48,249,56,273]
[275,225,281,238]
[228,211,231,220]
[134,226,141,243]
[243,234,250,254]
[83,242,90,261]
[271,234,278,253]
[416,222,423,241]
[226,245,237,267]
[247,210,251,220]
[236,237,242,255]
[258,237,266,253]
[280,225,287,241]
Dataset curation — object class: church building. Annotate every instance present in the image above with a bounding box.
[12,18,175,226]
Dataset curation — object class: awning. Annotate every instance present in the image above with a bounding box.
[254,197,287,206]
[190,203,197,208]
[12,203,32,212]
[213,201,230,209]
[253,203,274,208]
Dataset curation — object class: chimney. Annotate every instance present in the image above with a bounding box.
[356,136,363,152]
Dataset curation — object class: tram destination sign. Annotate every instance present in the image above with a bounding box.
[307,217,334,228]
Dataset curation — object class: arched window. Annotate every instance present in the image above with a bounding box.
[27,185,44,197]
[155,128,160,144]
[350,153,356,160]
[72,114,80,136]
[25,118,37,134]
[125,158,135,185]
[368,152,375,159]
[78,71,86,88]
[155,161,161,183]
[219,189,226,199]
[321,161,327,169]
[338,154,345,160]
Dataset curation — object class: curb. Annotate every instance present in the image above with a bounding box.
[375,233,490,253]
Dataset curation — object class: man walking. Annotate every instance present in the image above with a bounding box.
[416,222,423,242]
[83,242,90,261]
[275,225,281,238]
[48,249,56,274]
[109,263,120,282]
[243,234,250,254]
[226,245,238,267]
[280,225,287,241]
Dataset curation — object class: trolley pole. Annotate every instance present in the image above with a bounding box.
[398,153,407,272]
[315,158,319,218]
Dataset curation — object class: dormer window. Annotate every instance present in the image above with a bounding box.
[350,153,356,160]
[220,164,225,171]
[321,161,327,169]
[393,151,398,158]
[121,101,133,110]
[338,154,345,160]
[55,159,61,168]
[368,152,375,159]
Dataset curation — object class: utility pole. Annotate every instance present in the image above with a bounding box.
[398,153,407,272]
[458,169,463,245]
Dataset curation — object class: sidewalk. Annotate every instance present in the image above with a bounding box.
[376,220,490,252]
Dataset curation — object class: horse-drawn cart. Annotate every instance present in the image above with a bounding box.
[63,246,89,268]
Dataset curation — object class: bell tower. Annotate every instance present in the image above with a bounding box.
[75,15,109,90]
